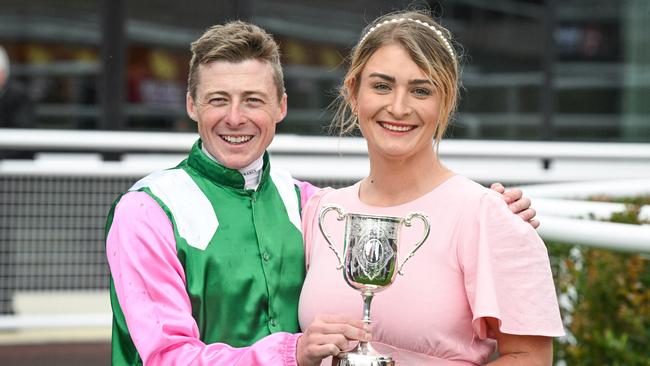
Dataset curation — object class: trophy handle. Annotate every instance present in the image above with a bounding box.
[318,204,346,270]
[397,212,430,275]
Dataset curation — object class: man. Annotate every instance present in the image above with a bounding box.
[0,46,33,130]
[0,46,35,315]
[0,46,34,163]
[106,21,537,365]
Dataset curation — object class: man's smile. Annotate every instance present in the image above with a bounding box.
[220,135,254,144]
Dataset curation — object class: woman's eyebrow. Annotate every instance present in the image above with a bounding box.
[368,72,432,86]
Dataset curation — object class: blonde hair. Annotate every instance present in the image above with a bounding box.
[333,10,460,146]
[188,21,284,101]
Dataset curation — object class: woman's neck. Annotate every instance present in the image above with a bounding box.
[359,148,453,207]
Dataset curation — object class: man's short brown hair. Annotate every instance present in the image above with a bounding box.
[187,21,285,101]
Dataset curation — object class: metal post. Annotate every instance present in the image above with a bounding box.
[541,0,557,142]
[99,0,126,130]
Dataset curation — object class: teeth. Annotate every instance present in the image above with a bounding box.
[380,122,414,132]
[222,135,253,144]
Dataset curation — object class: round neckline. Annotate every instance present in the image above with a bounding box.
[352,173,460,211]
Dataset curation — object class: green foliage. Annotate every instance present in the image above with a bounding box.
[549,197,650,365]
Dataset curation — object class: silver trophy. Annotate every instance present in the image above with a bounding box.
[318,204,431,366]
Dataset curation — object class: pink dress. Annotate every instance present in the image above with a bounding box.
[299,176,564,365]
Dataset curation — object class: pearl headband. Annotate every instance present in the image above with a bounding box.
[359,17,455,60]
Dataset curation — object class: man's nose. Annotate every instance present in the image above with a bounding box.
[225,104,245,127]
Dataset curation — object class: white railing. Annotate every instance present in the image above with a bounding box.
[2,128,650,183]
[2,128,650,159]
[0,314,110,329]
[536,216,650,253]
[0,128,649,331]
[518,178,650,253]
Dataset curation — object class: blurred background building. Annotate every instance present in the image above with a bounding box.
[0,0,648,141]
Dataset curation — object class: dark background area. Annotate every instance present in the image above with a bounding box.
[1,0,648,141]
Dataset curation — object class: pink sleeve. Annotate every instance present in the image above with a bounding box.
[294,179,321,212]
[458,191,565,339]
[107,191,300,366]
[299,187,332,269]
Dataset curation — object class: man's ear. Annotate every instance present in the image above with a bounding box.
[276,92,288,124]
[186,92,198,122]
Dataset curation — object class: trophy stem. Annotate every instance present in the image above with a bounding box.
[361,290,373,324]
[359,290,374,354]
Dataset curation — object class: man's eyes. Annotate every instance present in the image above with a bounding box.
[208,97,227,104]
[246,97,264,104]
[206,97,264,105]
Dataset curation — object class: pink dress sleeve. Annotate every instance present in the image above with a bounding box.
[294,179,321,213]
[299,187,332,269]
[106,191,300,366]
[458,191,565,339]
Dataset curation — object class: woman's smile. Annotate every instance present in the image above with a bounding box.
[377,121,417,133]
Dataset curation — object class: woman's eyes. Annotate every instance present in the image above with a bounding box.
[372,83,391,92]
[412,87,432,97]
[370,83,432,97]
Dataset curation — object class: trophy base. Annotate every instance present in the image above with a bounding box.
[334,351,394,366]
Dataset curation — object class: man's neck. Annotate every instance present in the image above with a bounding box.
[201,146,264,190]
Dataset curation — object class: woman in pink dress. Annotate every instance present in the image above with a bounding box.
[297,10,564,365]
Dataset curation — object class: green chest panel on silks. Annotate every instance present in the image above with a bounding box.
[128,158,305,347]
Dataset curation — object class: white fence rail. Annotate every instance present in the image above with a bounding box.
[0,129,649,331]
[2,128,650,183]
[0,314,110,329]
[537,216,650,253]
[2,128,650,159]
[520,178,650,253]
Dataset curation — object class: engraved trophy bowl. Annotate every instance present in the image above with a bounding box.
[318,204,431,366]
